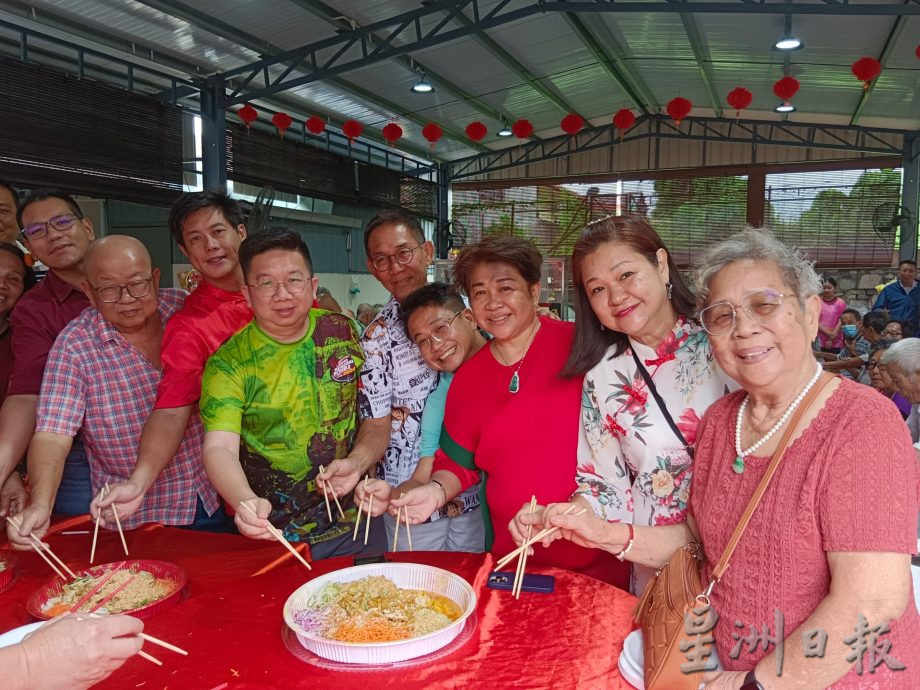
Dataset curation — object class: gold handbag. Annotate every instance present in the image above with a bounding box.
[632,375,833,690]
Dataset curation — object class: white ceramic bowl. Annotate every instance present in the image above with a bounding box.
[283,562,476,664]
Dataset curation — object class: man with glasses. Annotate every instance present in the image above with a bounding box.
[199,228,385,556]
[94,190,251,528]
[0,190,94,519]
[8,236,219,546]
[319,210,438,548]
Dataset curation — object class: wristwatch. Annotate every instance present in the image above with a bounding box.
[739,670,765,690]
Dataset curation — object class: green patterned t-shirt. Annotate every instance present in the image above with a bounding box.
[200,310,365,544]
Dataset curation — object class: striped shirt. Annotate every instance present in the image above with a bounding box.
[36,289,219,528]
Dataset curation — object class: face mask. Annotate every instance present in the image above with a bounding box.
[842,324,858,339]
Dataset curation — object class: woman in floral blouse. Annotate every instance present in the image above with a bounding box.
[512,215,732,593]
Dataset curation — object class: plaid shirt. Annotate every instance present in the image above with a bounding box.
[36,289,219,528]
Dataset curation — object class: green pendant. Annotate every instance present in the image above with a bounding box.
[509,371,520,394]
[732,455,745,474]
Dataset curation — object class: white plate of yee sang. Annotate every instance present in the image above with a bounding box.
[283,562,476,664]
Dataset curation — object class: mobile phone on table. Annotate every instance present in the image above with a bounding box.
[354,553,387,566]
[487,570,555,594]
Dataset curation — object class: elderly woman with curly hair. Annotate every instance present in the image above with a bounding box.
[530,229,919,688]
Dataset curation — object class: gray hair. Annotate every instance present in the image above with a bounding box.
[881,337,920,373]
[693,228,822,306]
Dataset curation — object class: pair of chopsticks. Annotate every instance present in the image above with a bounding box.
[240,502,311,571]
[91,483,129,563]
[511,497,537,599]
[85,612,188,666]
[392,493,413,552]
[318,465,346,523]
[5,515,77,581]
[495,503,586,571]
[352,476,373,545]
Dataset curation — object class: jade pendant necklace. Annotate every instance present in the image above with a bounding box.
[732,363,822,474]
[494,320,541,394]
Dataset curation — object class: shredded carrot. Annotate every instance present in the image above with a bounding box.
[330,618,411,642]
[43,602,71,618]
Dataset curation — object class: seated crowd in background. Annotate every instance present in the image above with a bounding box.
[0,180,916,688]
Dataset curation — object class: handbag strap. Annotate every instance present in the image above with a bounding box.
[630,348,692,456]
[707,372,836,586]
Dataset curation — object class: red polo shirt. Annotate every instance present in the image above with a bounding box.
[8,271,90,397]
[154,281,253,409]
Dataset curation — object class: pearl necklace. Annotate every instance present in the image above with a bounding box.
[494,320,541,394]
[732,363,822,474]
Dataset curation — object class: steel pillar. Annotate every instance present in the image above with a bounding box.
[200,75,228,191]
[900,131,920,262]
[436,163,451,259]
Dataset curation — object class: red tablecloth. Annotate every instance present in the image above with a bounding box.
[1,517,637,690]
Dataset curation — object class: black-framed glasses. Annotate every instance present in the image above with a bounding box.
[415,310,465,351]
[699,289,788,336]
[93,277,153,303]
[881,329,902,338]
[866,360,884,370]
[248,276,310,295]
[370,244,423,272]
[21,213,83,241]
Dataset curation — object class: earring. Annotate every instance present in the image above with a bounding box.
[666,282,673,300]
[600,323,605,331]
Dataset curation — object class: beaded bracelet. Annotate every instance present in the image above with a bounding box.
[615,523,635,562]
[430,479,448,509]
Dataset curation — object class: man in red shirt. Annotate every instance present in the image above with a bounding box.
[95,191,251,528]
[0,191,95,515]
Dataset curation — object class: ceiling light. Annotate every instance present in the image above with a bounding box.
[410,73,434,94]
[775,101,796,113]
[774,34,804,51]
[497,123,513,137]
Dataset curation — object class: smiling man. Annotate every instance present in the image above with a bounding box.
[96,191,251,528]
[8,236,218,545]
[0,190,95,517]
[200,228,385,556]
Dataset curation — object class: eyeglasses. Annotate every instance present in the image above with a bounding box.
[699,289,788,336]
[370,244,424,272]
[866,360,885,370]
[248,276,309,295]
[415,310,465,351]
[92,278,153,303]
[881,330,902,338]
[21,213,82,240]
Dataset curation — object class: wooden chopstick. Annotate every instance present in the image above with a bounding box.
[104,483,129,557]
[513,496,537,599]
[88,574,136,614]
[319,466,333,521]
[69,562,126,613]
[495,505,584,570]
[401,493,412,552]
[138,650,162,665]
[90,486,105,564]
[363,494,373,546]
[392,503,401,551]
[6,515,76,579]
[87,612,188,656]
[6,516,68,581]
[240,502,311,571]
[352,476,368,542]
[319,466,346,520]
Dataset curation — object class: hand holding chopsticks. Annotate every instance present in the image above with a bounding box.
[318,465,346,522]
[240,501,312,571]
[6,515,77,580]
[496,503,586,571]
[512,496,537,599]
[90,484,129,562]
[392,493,413,552]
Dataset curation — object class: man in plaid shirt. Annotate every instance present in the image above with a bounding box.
[8,236,219,545]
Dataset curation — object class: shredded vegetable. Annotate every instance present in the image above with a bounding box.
[294,575,461,642]
[42,568,174,615]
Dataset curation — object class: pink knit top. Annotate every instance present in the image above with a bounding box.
[691,378,920,688]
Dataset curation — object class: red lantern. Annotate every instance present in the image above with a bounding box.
[511,119,534,139]
[851,56,882,90]
[561,113,584,136]
[772,76,800,101]
[271,112,293,140]
[342,120,363,142]
[612,109,636,139]
[916,44,920,60]
[306,116,325,135]
[666,97,692,126]
[237,104,258,129]
[382,123,403,146]
[726,87,753,118]
[465,121,487,143]
[422,123,443,149]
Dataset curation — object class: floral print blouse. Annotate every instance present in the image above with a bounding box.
[574,317,733,593]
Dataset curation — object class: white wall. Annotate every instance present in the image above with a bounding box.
[314,273,391,312]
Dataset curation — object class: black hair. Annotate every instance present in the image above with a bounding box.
[238,227,313,281]
[841,308,861,321]
[16,190,83,229]
[167,189,246,247]
[0,243,36,291]
[869,338,897,358]
[0,180,19,210]
[400,282,466,331]
[363,210,425,256]
[862,310,888,334]
[821,276,837,287]
[884,319,912,337]
[898,259,917,268]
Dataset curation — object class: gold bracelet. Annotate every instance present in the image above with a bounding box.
[430,479,448,509]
